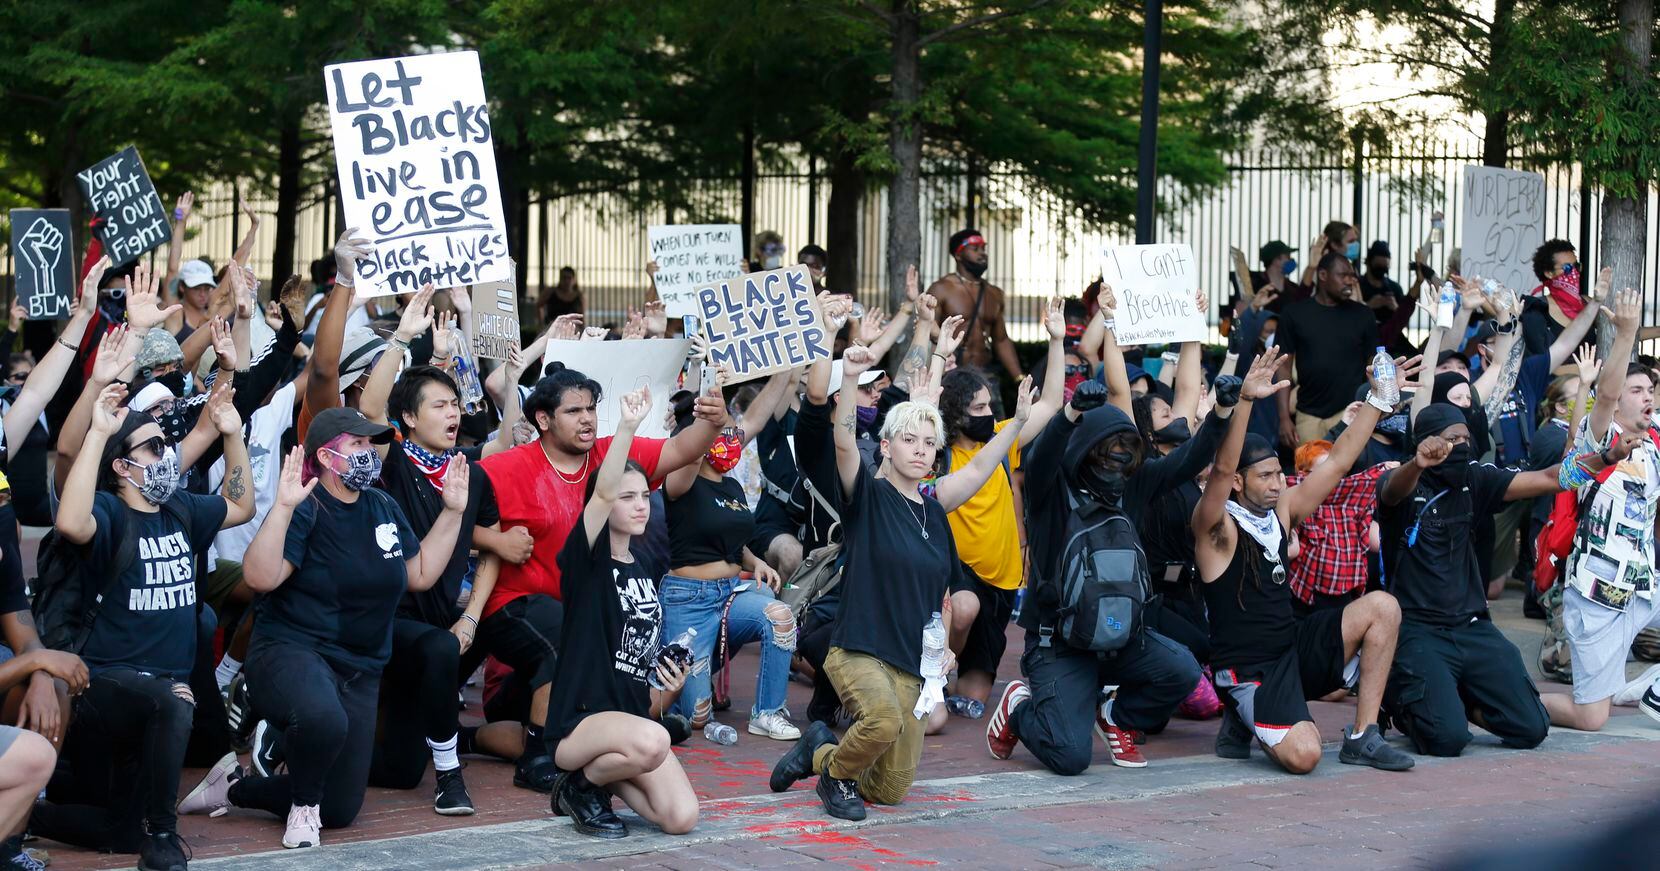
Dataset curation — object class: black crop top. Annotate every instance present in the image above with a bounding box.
[667,474,756,568]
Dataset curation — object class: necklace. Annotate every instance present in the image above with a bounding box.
[541,441,589,485]
[899,490,930,540]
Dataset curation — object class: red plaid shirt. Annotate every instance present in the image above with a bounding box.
[1286,464,1388,604]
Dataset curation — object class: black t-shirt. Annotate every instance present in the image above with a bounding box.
[1376,463,1517,625]
[755,407,800,500]
[378,440,499,627]
[1276,297,1380,417]
[829,465,963,677]
[1528,419,1570,523]
[255,487,421,672]
[1359,273,1405,322]
[1201,518,1295,669]
[1139,478,1202,577]
[547,515,659,744]
[81,491,226,679]
[667,474,755,567]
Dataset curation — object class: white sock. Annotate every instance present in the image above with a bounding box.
[428,734,460,772]
[1099,698,1115,727]
[214,655,242,691]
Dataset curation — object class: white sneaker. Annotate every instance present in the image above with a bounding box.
[282,804,322,849]
[177,752,239,817]
[748,710,802,740]
[1612,663,1660,706]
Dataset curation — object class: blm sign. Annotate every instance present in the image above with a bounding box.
[691,265,830,384]
[77,147,168,268]
[324,51,509,297]
[9,209,74,320]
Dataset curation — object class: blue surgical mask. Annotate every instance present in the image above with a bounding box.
[1282,258,1297,276]
[1345,241,1361,260]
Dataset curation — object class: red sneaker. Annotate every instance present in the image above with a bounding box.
[986,679,1030,760]
[1094,715,1148,768]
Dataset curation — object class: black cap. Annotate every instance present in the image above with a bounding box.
[1367,240,1391,260]
[1258,240,1294,265]
[304,407,393,459]
[1436,349,1471,371]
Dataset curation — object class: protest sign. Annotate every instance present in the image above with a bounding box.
[76,147,168,268]
[648,224,745,317]
[8,209,74,320]
[1460,166,1545,293]
[691,265,830,384]
[1098,243,1204,345]
[542,338,691,438]
[472,269,520,361]
[324,51,509,298]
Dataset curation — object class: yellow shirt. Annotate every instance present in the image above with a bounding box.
[946,418,1024,590]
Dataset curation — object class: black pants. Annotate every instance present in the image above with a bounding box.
[1383,618,1548,757]
[1008,629,1200,776]
[369,618,463,789]
[185,606,234,768]
[228,641,380,828]
[1145,596,1211,665]
[798,607,839,721]
[476,594,563,693]
[31,669,194,852]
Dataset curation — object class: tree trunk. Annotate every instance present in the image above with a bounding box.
[826,150,864,297]
[741,119,756,262]
[1481,0,1515,167]
[272,116,303,290]
[885,3,923,312]
[1599,0,1653,362]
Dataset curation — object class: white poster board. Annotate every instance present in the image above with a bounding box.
[541,338,691,438]
[692,265,831,384]
[1460,166,1545,293]
[648,224,745,317]
[324,51,509,298]
[1098,243,1204,346]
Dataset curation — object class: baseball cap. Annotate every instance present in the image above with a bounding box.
[303,407,393,459]
[338,327,394,390]
[1367,240,1392,260]
[830,360,884,392]
[1258,241,1294,265]
[178,259,217,289]
[135,329,184,372]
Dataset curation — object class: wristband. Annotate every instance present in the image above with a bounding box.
[1101,317,1116,332]
[931,352,947,363]
[1365,392,1394,413]
[1601,447,1615,467]
[459,614,478,626]
[173,207,185,221]
[335,276,354,289]
[56,337,79,352]
[390,336,411,350]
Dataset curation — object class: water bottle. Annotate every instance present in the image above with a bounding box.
[448,328,486,414]
[945,695,985,719]
[703,721,738,745]
[1436,281,1457,330]
[849,302,866,321]
[648,627,698,690]
[1429,212,1444,245]
[1371,347,1399,407]
[920,612,946,679]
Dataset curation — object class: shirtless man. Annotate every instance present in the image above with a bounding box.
[929,229,1021,383]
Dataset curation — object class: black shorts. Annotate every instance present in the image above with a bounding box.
[475,593,564,691]
[1212,606,1349,746]
[747,494,798,558]
[957,573,1018,678]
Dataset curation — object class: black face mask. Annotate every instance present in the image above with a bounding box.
[1427,444,1472,489]
[1151,418,1191,445]
[1080,467,1127,507]
[156,371,186,398]
[152,409,190,444]
[962,413,996,444]
[962,259,988,279]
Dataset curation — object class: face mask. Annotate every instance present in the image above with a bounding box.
[962,259,989,279]
[855,405,878,430]
[1427,443,1472,488]
[156,370,186,397]
[1151,418,1191,445]
[325,447,384,491]
[151,408,189,444]
[1282,258,1297,276]
[1080,467,1127,507]
[962,413,996,444]
[1345,240,1361,260]
[122,446,180,505]
[1262,332,1276,350]
[763,255,782,270]
[1063,372,1087,404]
[1377,412,1409,438]
[705,430,744,474]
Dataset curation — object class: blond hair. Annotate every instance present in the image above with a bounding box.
[879,401,946,447]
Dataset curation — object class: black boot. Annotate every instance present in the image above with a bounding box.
[770,721,838,793]
[514,754,558,793]
[1215,707,1252,760]
[815,774,866,821]
[138,831,191,871]
[555,770,628,839]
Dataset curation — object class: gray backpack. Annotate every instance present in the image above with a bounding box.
[1050,494,1148,653]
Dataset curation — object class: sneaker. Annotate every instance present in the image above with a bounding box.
[250,720,284,778]
[513,754,558,794]
[554,771,627,839]
[985,679,1030,760]
[1641,684,1660,725]
[177,752,240,816]
[748,710,802,741]
[8,850,45,871]
[815,775,866,821]
[224,675,254,754]
[1215,707,1252,760]
[434,768,475,816]
[1094,712,1148,768]
[137,831,190,871]
[770,721,837,793]
[1339,724,1415,772]
[1177,670,1223,720]
[281,804,322,849]
[1612,663,1660,707]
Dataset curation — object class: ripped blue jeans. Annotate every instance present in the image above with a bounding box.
[659,575,796,723]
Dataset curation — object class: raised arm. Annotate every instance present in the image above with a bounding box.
[581,387,650,546]
[832,345,878,498]
[866,266,920,361]
[1016,297,1066,446]
[232,201,261,268]
[657,378,725,475]
[55,326,136,490]
[1569,344,1599,437]
[1589,288,1642,437]
[1379,435,1448,507]
[1193,361,1276,581]
[1411,324,1446,425]
[1094,284,1133,417]
[205,382,255,528]
[484,345,529,459]
[361,285,435,432]
[56,384,129,545]
[164,192,192,295]
[739,369,795,448]
[406,455,470,592]
[244,447,316,592]
[1475,297,1525,422]
[1284,368,1387,527]
[306,230,371,420]
[5,256,104,455]
[936,377,1033,512]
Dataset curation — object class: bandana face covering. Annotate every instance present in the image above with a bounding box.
[705,429,744,474]
[403,439,456,491]
[326,447,384,491]
[122,446,180,505]
[856,405,879,430]
[1546,269,1585,320]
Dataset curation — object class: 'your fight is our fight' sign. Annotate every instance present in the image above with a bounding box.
[648,224,745,317]
[77,147,168,268]
[324,51,509,298]
[693,265,831,384]
[1098,243,1205,346]
[1460,166,1545,294]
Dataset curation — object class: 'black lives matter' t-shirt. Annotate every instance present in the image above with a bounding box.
[1376,463,1517,626]
[254,487,420,672]
[546,516,660,746]
[377,440,498,628]
[830,466,963,678]
[1276,297,1380,418]
[81,491,226,679]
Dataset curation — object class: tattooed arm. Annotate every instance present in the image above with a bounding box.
[833,346,877,499]
[218,422,255,529]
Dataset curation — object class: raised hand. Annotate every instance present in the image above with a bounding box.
[448,284,472,316]
[280,274,308,326]
[1242,347,1291,400]
[1596,266,1614,303]
[174,191,194,223]
[581,326,607,342]
[905,264,920,303]
[619,385,652,428]
[1414,435,1451,469]
[441,454,470,513]
[504,343,527,385]
[1045,296,1065,340]
[643,299,668,337]
[432,311,458,361]
[91,325,136,386]
[550,313,583,341]
[1012,375,1036,423]
[90,383,128,435]
[857,308,888,345]
[125,261,180,330]
[622,308,647,340]
[1613,287,1641,332]
[206,380,241,435]
[1097,282,1118,314]
[276,446,317,508]
[1070,379,1107,413]
[841,344,876,378]
[935,314,966,360]
[239,199,259,231]
[395,284,436,343]
[210,316,238,371]
[910,365,942,407]
[645,260,659,279]
[77,255,112,318]
[1391,354,1424,394]
[264,300,284,331]
[1573,343,1600,384]
[333,228,373,284]
[1212,374,1242,408]
[1194,287,1210,315]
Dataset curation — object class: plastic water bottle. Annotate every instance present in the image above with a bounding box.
[1371,347,1399,407]
[449,328,486,414]
[1429,212,1444,245]
[703,721,738,745]
[1436,281,1458,330]
[920,612,946,679]
[648,627,698,690]
[946,695,985,719]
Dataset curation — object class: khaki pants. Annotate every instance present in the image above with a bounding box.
[1294,409,1346,445]
[812,647,924,805]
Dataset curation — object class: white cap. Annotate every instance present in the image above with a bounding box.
[178,259,217,288]
[830,360,884,392]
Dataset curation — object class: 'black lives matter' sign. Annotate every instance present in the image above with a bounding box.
[324,51,509,298]
[9,209,74,320]
[77,147,168,268]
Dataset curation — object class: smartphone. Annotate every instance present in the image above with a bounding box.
[681,315,701,336]
[700,363,721,393]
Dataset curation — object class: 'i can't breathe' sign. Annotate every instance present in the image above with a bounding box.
[324,51,509,298]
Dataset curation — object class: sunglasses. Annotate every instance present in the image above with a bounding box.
[1064,364,1091,376]
[1262,545,1288,585]
[5,372,26,383]
[126,436,166,459]
[1561,262,1579,275]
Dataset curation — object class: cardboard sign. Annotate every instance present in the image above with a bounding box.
[76,147,168,268]
[472,276,520,361]
[1460,166,1545,293]
[1098,243,1204,345]
[542,338,692,438]
[692,265,830,384]
[324,51,509,298]
[648,224,745,317]
[8,209,74,320]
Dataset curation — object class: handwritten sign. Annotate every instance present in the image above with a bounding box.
[324,51,508,298]
[9,209,74,320]
[76,147,168,268]
[648,224,745,317]
[693,265,830,384]
[542,338,691,438]
[472,255,520,360]
[1099,243,1204,345]
[1460,166,1545,293]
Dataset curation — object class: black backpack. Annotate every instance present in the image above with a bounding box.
[33,500,189,653]
[1044,492,1148,653]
